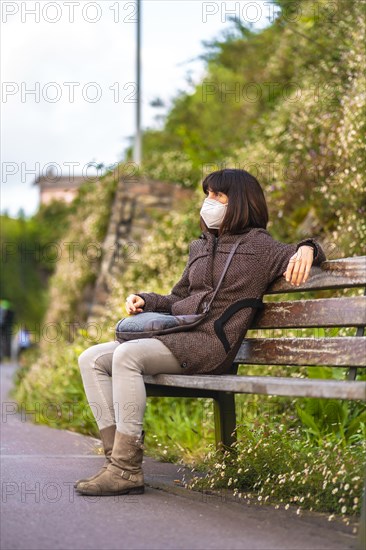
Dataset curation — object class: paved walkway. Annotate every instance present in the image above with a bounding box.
[0,362,359,550]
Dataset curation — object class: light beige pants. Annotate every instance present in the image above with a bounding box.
[78,338,183,436]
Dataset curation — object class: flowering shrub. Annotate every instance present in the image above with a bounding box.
[187,420,365,521]
[142,150,200,189]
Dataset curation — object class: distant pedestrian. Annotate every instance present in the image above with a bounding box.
[16,326,32,359]
[0,299,15,361]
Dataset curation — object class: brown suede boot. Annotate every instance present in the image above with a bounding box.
[74,424,116,488]
[75,429,145,496]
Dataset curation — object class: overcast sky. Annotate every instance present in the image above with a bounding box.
[1,0,272,217]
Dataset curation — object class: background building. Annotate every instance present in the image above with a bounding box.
[33,167,87,205]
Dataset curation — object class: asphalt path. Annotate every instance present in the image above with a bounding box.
[0,362,358,550]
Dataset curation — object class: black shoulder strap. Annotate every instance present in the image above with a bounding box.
[203,236,245,313]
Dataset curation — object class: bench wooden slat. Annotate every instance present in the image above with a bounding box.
[234,337,366,367]
[267,256,366,294]
[143,374,366,401]
[251,296,366,328]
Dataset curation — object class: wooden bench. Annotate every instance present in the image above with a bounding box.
[144,255,366,545]
[145,256,365,443]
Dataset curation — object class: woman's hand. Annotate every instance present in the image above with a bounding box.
[125,294,145,314]
[282,245,314,286]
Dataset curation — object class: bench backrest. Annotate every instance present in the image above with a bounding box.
[235,256,366,378]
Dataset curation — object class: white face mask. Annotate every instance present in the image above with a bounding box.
[200,197,228,229]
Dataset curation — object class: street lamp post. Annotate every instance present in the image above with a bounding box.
[133,0,142,166]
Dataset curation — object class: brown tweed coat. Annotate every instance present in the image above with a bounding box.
[135,227,326,376]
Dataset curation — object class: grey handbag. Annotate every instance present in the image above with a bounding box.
[115,235,245,343]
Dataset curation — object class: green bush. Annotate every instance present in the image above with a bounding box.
[188,417,365,519]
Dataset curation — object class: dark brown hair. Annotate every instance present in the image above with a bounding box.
[200,168,269,235]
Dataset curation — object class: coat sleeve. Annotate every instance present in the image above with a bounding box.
[255,229,327,286]
[134,256,191,314]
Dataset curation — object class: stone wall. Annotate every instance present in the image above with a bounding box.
[86,176,191,321]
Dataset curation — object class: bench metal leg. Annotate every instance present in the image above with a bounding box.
[213,392,237,451]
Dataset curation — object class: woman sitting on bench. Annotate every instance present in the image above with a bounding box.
[76,168,326,497]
